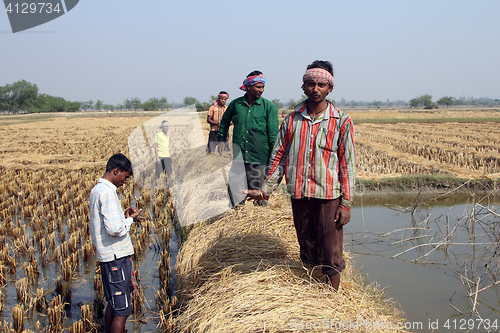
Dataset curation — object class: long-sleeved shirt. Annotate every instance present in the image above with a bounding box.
[89,178,134,262]
[217,95,279,165]
[261,101,356,208]
[207,104,228,131]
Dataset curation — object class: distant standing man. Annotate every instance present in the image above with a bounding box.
[244,61,356,291]
[217,71,279,207]
[89,153,144,333]
[207,91,230,153]
[155,120,172,180]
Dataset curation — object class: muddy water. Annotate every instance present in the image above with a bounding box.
[347,193,500,332]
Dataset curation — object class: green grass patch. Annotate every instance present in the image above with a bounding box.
[354,117,500,124]
[0,111,166,126]
[357,175,498,193]
[0,114,55,126]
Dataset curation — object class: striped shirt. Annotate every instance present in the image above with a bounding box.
[207,105,228,131]
[261,102,356,208]
[89,178,134,262]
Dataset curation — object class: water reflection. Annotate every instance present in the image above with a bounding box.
[347,192,500,332]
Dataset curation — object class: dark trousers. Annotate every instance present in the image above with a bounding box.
[227,162,268,207]
[100,256,133,316]
[207,131,229,153]
[291,197,345,277]
[155,157,172,178]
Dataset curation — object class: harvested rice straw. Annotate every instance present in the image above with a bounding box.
[12,304,23,333]
[176,194,299,292]
[174,195,407,333]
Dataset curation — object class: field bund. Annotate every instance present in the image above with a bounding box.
[173,195,407,333]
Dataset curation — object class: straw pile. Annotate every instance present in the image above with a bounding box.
[174,194,407,333]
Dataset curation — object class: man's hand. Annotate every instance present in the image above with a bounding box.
[217,142,226,154]
[334,206,351,226]
[126,207,145,222]
[240,189,267,201]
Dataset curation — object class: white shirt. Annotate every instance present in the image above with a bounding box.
[89,178,134,262]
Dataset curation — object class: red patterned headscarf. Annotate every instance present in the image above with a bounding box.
[240,74,266,91]
[301,68,334,88]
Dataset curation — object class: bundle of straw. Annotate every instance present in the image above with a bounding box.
[174,195,407,333]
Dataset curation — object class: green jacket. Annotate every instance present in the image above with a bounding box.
[217,95,279,165]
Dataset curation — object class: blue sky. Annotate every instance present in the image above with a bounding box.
[1,0,499,105]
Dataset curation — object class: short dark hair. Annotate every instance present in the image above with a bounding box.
[247,70,263,78]
[106,153,133,174]
[307,60,334,77]
[219,91,228,95]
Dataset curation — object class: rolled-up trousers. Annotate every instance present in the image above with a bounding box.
[291,197,345,277]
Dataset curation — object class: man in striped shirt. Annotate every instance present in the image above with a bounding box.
[207,91,230,153]
[245,60,356,291]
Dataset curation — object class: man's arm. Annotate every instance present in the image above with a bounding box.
[154,142,160,163]
[335,115,356,225]
[100,191,133,237]
[207,107,218,126]
[266,102,279,158]
[217,103,233,141]
[207,114,218,126]
[244,115,292,201]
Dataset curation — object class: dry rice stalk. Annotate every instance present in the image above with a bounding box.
[15,278,30,304]
[80,302,96,332]
[55,276,72,304]
[82,240,93,261]
[12,304,23,333]
[156,288,176,332]
[68,320,85,333]
[0,320,13,333]
[93,263,105,319]
[32,288,48,315]
[174,195,407,333]
[131,284,145,316]
[158,248,170,291]
[47,295,65,332]
[23,263,36,285]
[7,255,16,275]
[0,265,6,285]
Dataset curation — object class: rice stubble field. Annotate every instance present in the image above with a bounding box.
[0,108,498,332]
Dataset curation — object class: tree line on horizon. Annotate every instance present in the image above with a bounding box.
[1,80,498,114]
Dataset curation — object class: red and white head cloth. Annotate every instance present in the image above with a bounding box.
[213,92,229,106]
[301,68,334,89]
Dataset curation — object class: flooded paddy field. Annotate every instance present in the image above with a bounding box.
[0,109,498,332]
[348,191,500,332]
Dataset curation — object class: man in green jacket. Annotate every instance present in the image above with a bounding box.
[217,70,279,207]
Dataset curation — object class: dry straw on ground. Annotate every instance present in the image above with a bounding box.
[174,194,407,333]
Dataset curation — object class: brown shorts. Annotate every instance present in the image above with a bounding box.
[291,197,345,277]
